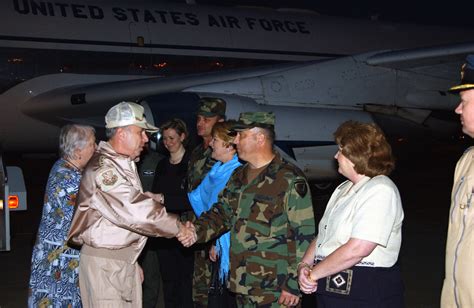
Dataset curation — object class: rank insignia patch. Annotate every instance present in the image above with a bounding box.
[294,179,308,198]
[102,170,118,186]
[96,168,125,192]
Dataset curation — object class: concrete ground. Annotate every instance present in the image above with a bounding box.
[0,137,468,308]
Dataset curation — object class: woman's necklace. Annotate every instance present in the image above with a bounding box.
[169,147,185,164]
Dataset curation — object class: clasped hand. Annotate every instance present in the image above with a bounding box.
[177,221,197,247]
[298,264,318,294]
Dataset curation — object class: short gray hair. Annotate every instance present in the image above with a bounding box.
[105,127,119,139]
[59,124,95,159]
[254,127,275,145]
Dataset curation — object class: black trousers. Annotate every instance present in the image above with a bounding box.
[156,237,195,308]
[140,241,164,308]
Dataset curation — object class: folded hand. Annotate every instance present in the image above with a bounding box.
[298,265,318,294]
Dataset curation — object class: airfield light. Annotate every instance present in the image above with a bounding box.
[8,58,23,63]
[153,62,167,69]
[8,195,19,209]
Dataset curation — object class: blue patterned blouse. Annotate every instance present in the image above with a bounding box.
[28,158,82,308]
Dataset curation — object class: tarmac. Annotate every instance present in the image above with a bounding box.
[0,137,469,308]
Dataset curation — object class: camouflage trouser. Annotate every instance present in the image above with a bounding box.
[192,246,212,307]
[235,291,295,308]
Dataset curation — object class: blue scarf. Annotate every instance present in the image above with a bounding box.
[188,154,241,282]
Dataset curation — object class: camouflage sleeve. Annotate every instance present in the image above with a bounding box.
[280,175,315,296]
[194,187,234,243]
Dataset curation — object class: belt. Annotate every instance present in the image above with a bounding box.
[81,244,135,263]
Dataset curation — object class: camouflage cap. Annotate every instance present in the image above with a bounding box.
[197,97,226,117]
[233,112,275,131]
[449,54,474,93]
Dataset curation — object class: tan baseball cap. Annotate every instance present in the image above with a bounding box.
[105,102,159,132]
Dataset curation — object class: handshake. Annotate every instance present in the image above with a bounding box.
[145,191,199,247]
[176,221,198,247]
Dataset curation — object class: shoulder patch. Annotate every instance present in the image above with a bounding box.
[294,179,308,198]
[96,168,125,192]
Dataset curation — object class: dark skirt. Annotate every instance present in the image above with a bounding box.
[315,263,404,308]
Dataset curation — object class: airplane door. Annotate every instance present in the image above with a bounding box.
[128,22,152,73]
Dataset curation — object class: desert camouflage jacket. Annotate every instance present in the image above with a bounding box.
[194,151,315,296]
[186,143,216,192]
[67,141,179,263]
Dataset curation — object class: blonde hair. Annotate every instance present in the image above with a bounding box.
[212,120,237,149]
[160,118,189,146]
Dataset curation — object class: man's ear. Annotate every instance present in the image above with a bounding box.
[256,131,266,144]
[116,127,126,140]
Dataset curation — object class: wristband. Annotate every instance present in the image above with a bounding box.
[297,261,311,270]
[307,271,317,283]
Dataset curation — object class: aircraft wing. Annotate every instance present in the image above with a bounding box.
[365,41,474,69]
[18,41,474,140]
[18,41,473,121]
[181,42,474,131]
[20,62,305,125]
[7,41,474,179]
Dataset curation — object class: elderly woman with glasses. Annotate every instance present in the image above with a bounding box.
[28,124,96,308]
[298,121,404,308]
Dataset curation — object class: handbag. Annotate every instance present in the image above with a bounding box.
[208,260,224,296]
[208,259,227,308]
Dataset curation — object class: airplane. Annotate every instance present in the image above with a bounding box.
[2,0,474,170]
[1,0,474,242]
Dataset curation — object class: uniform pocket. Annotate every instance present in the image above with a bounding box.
[99,260,134,302]
[245,195,276,237]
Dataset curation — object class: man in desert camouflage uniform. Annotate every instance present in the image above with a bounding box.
[181,112,315,307]
[67,102,193,307]
[187,97,226,307]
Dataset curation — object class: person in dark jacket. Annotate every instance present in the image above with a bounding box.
[151,118,194,308]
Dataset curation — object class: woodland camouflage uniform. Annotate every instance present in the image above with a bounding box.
[194,151,315,306]
[187,97,226,307]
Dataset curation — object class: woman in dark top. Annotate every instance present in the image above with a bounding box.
[152,118,194,308]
